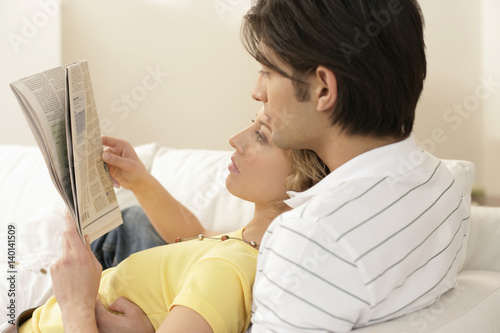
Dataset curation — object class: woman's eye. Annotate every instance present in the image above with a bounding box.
[256,131,268,143]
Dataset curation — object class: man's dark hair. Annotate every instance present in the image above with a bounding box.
[242,0,427,139]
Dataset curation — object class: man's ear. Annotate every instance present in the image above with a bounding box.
[313,66,337,113]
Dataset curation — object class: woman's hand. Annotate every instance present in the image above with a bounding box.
[101,136,152,192]
[50,213,102,332]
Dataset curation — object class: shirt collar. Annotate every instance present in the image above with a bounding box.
[285,134,421,208]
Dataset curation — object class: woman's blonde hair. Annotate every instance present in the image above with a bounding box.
[271,149,329,211]
[286,149,329,193]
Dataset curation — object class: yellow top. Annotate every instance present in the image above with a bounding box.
[20,227,257,333]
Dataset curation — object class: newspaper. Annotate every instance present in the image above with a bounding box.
[10,60,123,242]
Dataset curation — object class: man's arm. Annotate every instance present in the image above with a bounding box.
[51,214,102,333]
[95,297,154,333]
[95,298,212,333]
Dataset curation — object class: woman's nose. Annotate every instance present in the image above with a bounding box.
[229,132,245,153]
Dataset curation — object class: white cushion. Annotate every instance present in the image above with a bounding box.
[462,206,500,272]
[441,159,475,207]
[0,207,65,328]
[0,145,64,225]
[353,270,500,333]
[115,145,254,232]
[148,147,253,232]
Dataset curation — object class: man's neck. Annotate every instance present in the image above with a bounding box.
[316,131,400,172]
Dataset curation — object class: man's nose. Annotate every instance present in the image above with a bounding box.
[251,77,267,102]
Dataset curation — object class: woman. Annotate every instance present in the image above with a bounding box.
[19,110,328,333]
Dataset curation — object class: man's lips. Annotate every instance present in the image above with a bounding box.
[228,156,240,174]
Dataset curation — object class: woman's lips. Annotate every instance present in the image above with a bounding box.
[228,156,240,174]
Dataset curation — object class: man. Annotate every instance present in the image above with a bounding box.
[241,0,469,331]
[90,1,469,332]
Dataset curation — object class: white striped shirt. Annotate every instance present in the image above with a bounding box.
[250,134,470,332]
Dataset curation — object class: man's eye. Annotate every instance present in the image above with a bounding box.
[259,70,270,78]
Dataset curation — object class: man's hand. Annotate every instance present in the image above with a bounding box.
[50,213,102,331]
[101,135,152,191]
[95,296,154,333]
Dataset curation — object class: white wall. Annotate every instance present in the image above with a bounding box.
[416,0,500,198]
[0,0,62,145]
[481,0,500,198]
[61,0,258,150]
[1,0,498,197]
[415,0,484,180]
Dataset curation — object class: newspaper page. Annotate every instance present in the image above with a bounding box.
[10,61,123,242]
[66,61,122,242]
[10,66,76,218]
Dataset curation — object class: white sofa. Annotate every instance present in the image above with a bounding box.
[1,143,499,332]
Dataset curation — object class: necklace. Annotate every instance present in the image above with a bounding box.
[174,233,259,249]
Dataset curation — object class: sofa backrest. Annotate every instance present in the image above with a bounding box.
[117,144,477,236]
[0,143,478,239]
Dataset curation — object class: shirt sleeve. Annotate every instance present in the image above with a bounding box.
[171,257,253,333]
[251,215,370,333]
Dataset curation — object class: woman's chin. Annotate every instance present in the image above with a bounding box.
[226,178,254,203]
